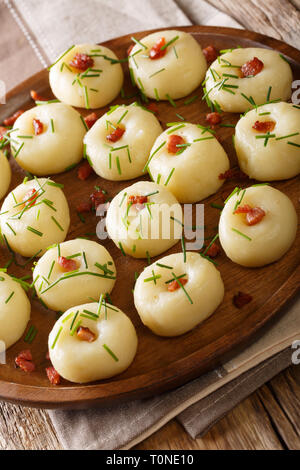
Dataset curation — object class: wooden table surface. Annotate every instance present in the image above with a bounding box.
[0,0,300,451]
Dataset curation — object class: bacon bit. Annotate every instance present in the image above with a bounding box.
[149,37,166,60]
[233,291,253,308]
[77,160,93,180]
[147,102,159,114]
[241,57,264,78]
[90,190,106,210]
[128,195,148,211]
[46,351,50,361]
[84,112,98,129]
[219,168,248,181]
[30,90,45,101]
[234,204,266,225]
[46,366,61,385]
[3,110,24,127]
[58,256,78,272]
[127,44,134,56]
[0,126,7,141]
[33,118,44,135]
[69,53,94,71]
[77,201,92,213]
[252,120,275,133]
[23,188,37,208]
[106,126,125,143]
[206,112,222,126]
[205,242,221,258]
[202,45,218,63]
[15,350,35,373]
[167,134,185,154]
[168,278,188,292]
[77,326,96,343]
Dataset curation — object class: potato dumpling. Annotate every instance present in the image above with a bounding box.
[205,48,292,112]
[0,178,70,258]
[49,302,138,383]
[148,123,230,202]
[11,103,86,175]
[106,181,182,258]
[134,252,224,337]
[129,30,207,100]
[219,185,298,267]
[0,151,11,200]
[0,272,31,351]
[49,44,123,109]
[235,102,300,181]
[33,239,116,312]
[84,103,162,180]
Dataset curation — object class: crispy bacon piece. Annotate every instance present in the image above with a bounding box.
[77,326,96,343]
[128,195,148,211]
[219,168,248,181]
[3,110,24,127]
[106,126,125,143]
[90,189,106,209]
[33,118,44,135]
[77,201,92,213]
[0,126,7,141]
[167,134,185,154]
[149,37,166,60]
[147,102,159,114]
[234,204,265,225]
[127,44,134,56]
[77,160,93,180]
[45,351,50,361]
[30,90,45,101]
[46,366,61,385]
[252,120,275,133]
[58,256,78,272]
[23,188,38,208]
[241,57,264,77]
[233,291,253,308]
[15,350,35,373]
[206,242,221,258]
[202,45,218,63]
[69,53,94,71]
[206,112,222,126]
[84,112,98,129]
[168,278,188,292]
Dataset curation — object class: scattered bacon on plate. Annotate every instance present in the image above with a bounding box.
[15,350,35,373]
[58,256,78,272]
[149,37,166,60]
[90,189,106,210]
[127,44,134,56]
[30,90,45,101]
[106,126,125,143]
[234,204,266,225]
[202,45,218,63]
[77,326,96,343]
[0,126,8,141]
[205,242,221,258]
[252,120,275,133]
[77,160,93,180]
[167,134,185,154]
[84,112,98,129]
[168,278,188,292]
[33,118,44,135]
[3,110,24,127]
[147,102,159,114]
[77,201,92,213]
[46,366,61,386]
[219,168,248,181]
[69,53,94,71]
[233,291,253,308]
[206,112,222,126]
[241,57,263,77]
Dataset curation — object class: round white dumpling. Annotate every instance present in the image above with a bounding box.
[148,123,230,202]
[49,44,123,109]
[134,252,224,337]
[235,102,300,181]
[219,185,298,267]
[0,178,70,258]
[0,151,11,199]
[129,30,207,100]
[106,181,182,258]
[84,103,162,180]
[205,48,292,112]
[0,272,31,351]
[49,302,138,383]
[33,239,116,312]
[11,103,86,176]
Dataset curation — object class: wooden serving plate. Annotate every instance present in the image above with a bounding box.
[0,26,299,409]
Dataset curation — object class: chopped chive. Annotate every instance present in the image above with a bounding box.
[27,226,43,237]
[117,110,128,124]
[5,291,15,304]
[161,35,179,51]
[6,223,16,235]
[70,319,81,336]
[156,262,173,269]
[48,260,55,279]
[193,136,214,142]
[65,163,77,172]
[84,86,90,109]
[210,202,223,210]
[119,242,126,256]
[171,272,193,304]
[203,233,219,255]
[50,119,55,133]
[80,115,89,131]
[149,68,165,78]
[266,86,272,102]
[143,140,166,171]
[103,344,119,362]
[276,133,299,141]
[166,124,185,134]
[146,251,151,265]
[181,235,186,263]
[279,54,289,63]
[173,46,178,59]
[51,216,64,231]
[131,36,147,50]
[47,181,64,189]
[48,45,75,70]
[164,167,175,186]
[83,251,88,269]
[119,192,127,207]
[14,142,24,159]
[144,273,162,283]
[154,88,160,101]
[287,141,300,147]
[165,94,176,107]
[69,311,79,332]
[156,174,161,184]
[231,228,252,241]
[224,186,240,204]
[116,156,121,175]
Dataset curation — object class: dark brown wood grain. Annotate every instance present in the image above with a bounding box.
[0,26,299,409]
